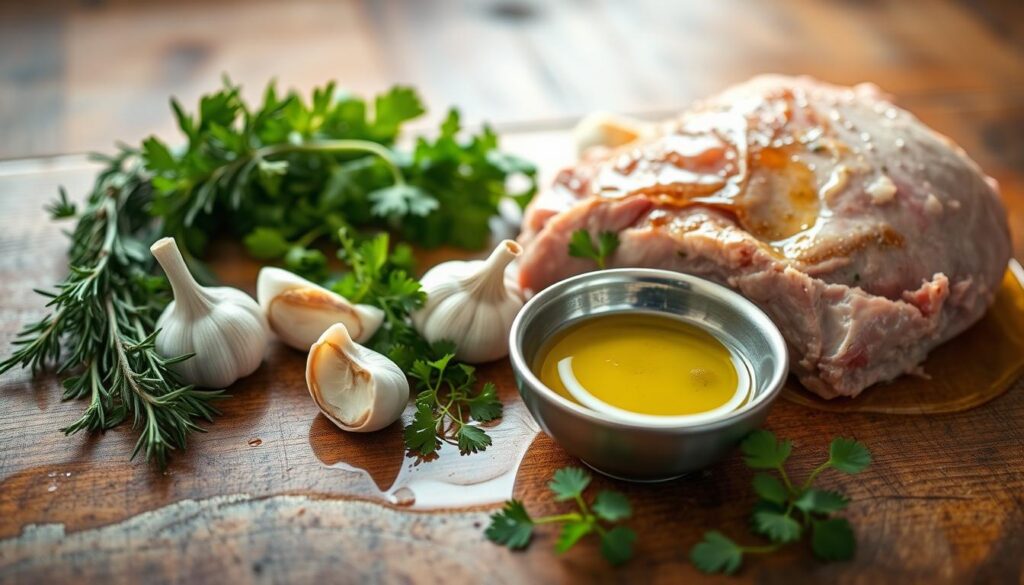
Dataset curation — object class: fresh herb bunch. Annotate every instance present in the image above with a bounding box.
[568,229,619,269]
[403,350,503,456]
[2,79,532,467]
[690,430,872,574]
[486,467,636,566]
[0,151,224,467]
[144,78,537,278]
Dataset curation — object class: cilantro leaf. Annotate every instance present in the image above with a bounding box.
[752,509,802,543]
[485,500,534,549]
[690,531,744,575]
[599,526,636,566]
[141,136,176,173]
[548,467,591,501]
[369,184,438,218]
[457,424,492,455]
[403,402,439,456]
[372,86,426,141]
[752,473,788,505]
[555,521,592,553]
[567,229,620,269]
[466,382,502,422]
[592,491,632,522]
[811,518,856,561]
[828,438,872,474]
[794,489,849,514]
[243,227,291,260]
[741,430,793,469]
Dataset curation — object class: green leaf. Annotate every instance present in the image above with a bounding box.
[741,430,793,469]
[592,491,632,522]
[466,382,502,422]
[568,229,598,262]
[548,467,591,501]
[403,402,439,456]
[283,246,327,280]
[828,437,872,474]
[485,500,534,549]
[141,137,177,173]
[811,518,856,561]
[555,520,593,553]
[457,424,492,455]
[242,227,291,260]
[690,531,744,575]
[794,489,849,514]
[599,526,636,566]
[597,231,620,260]
[369,184,439,218]
[752,472,788,505]
[372,86,426,140]
[752,509,802,543]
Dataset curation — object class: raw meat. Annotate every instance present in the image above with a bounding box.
[517,76,1011,398]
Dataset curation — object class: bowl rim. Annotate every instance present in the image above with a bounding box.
[508,268,789,433]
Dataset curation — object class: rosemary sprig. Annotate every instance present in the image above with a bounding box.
[0,150,224,468]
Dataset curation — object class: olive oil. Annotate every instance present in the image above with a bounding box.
[535,314,744,418]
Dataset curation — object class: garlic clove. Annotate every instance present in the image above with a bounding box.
[412,240,524,363]
[306,323,409,433]
[256,267,384,351]
[151,237,269,388]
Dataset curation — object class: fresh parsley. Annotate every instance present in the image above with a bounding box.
[689,431,871,574]
[486,467,636,566]
[404,350,503,456]
[568,229,619,269]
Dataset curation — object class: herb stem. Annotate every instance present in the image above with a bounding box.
[259,140,406,186]
[533,513,583,525]
[802,461,832,490]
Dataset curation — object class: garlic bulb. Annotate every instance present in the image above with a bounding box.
[412,240,524,363]
[151,237,269,388]
[306,323,409,432]
[256,267,384,351]
[573,112,654,155]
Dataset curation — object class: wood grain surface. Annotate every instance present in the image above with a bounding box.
[2,1,1024,583]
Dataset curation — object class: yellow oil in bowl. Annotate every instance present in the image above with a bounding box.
[534,314,749,423]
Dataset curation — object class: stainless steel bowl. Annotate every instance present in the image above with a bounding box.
[509,269,788,482]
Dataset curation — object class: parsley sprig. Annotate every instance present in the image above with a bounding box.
[568,229,619,269]
[690,431,872,574]
[404,350,502,456]
[486,467,636,566]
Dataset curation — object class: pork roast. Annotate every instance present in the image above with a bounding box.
[517,75,1011,399]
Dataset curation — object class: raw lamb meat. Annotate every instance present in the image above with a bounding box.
[517,75,1011,399]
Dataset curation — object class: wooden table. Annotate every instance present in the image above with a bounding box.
[2,1,1024,583]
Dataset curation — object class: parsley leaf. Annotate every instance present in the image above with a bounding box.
[486,466,635,566]
[243,227,291,260]
[592,491,632,522]
[403,402,440,456]
[568,229,620,269]
[369,184,438,218]
[466,382,502,422]
[690,531,744,575]
[794,489,849,514]
[485,500,534,549]
[741,429,793,469]
[548,467,591,501]
[600,526,636,566]
[828,437,872,474]
[689,430,871,573]
[457,424,492,454]
[811,518,856,561]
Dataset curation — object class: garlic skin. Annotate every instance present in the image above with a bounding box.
[306,323,409,432]
[573,112,654,156]
[256,267,384,351]
[151,237,269,388]
[412,240,524,363]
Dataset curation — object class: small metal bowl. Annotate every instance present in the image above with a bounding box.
[509,269,788,482]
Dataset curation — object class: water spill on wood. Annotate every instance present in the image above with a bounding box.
[309,387,540,510]
[784,262,1024,413]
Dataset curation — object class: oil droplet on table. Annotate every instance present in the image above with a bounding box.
[312,397,540,510]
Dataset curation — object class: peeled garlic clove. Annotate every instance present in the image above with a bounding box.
[306,323,409,432]
[412,240,524,364]
[573,112,654,156]
[151,237,269,388]
[257,267,384,351]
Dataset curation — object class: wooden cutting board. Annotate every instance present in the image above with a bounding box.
[1,126,1023,584]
